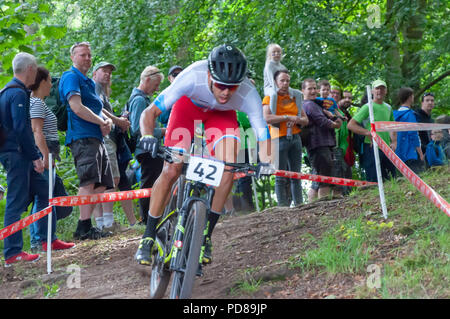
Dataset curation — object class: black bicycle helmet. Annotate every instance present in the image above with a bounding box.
[208,44,247,85]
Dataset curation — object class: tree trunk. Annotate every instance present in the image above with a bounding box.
[384,0,403,106]
[400,0,427,93]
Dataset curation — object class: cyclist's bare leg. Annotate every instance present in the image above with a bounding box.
[148,160,184,218]
[135,160,183,264]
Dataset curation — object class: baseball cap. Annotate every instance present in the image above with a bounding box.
[93,61,116,72]
[372,79,387,89]
[168,65,183,76]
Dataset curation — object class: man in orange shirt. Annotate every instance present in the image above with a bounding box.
[262,70,308,206]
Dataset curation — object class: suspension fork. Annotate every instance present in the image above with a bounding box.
[169,183,215,270]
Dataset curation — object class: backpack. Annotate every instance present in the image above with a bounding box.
[0,84,27,147]
[45,77,68,131]
[123,90,148,154]
[299,125,311,148]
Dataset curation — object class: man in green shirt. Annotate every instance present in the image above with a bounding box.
[347,79,397,182]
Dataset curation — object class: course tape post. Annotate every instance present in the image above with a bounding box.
[370,129,450,217]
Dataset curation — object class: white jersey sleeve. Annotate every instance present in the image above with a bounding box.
[152,60,270,141]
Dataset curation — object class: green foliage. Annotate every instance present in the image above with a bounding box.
[16,0,445,115]
[0,0,66,86]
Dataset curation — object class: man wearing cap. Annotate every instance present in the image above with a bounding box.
[168,65,183,84]
[347,79,397,182]
[58,42,115,240]
[158,65,184,126]
[92,62,135,231]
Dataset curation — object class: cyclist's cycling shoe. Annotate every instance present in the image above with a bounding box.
[202,237,213,265]
[135,237,154,266]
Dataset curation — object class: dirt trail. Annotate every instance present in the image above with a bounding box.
[0,198,369,299]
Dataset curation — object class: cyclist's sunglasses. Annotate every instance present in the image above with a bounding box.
[212,80,239,92]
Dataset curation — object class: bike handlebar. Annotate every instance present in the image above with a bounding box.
[155,145,274,178]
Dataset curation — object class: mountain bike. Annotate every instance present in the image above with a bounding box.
[148,146,273,299]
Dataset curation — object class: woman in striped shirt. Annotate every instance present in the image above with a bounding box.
[29,66,74,251]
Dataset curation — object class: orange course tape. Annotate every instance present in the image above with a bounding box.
[370,129,450,217]
[0,188,152,241]
[0,206,53,241]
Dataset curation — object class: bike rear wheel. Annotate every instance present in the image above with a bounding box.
[169,200,207,299]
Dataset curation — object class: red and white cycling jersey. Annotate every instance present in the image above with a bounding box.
[152,60,270,142]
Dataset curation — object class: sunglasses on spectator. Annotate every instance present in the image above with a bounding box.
[170,72,181,78]
[423,92,434,98]
[212,80,239,92]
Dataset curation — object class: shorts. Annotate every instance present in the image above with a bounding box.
[164,96,240,156]
[308,146,334,188]
[104,136,120,180]
[69,137,114,189]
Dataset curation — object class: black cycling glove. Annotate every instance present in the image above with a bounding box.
[139,135,159,158]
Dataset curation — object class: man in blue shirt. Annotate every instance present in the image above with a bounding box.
[59,42,114,240]
[0,52,48,266]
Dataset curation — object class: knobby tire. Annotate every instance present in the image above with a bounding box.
[169,201,207,299]
[149,178,181,299]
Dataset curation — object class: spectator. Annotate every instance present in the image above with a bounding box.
[92,62,136,230]
[233,111,256,212]
[0,52,47,266]
[330,85,342,104]
[128,66,165,224]
[333,102,353,197]
[393,87,425,174]
[435,115,450,160]
[338,90,358,119]
[337,90,358,181]
[426,130,447,167]
[263,44,303,120]
[28,66,75,252]
[168,65,183,83]
[347,79,397,182]
[319,80,351,197]
[263,70,308,206]
[59,42,115,240]
[317,79,338,115]
[415,92,435,157]
[302,78,342,200]
[0,184,4,201]
[156,65,183,127]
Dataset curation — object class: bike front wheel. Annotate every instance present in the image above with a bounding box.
[149,179,180,299]
[169,201,207,299]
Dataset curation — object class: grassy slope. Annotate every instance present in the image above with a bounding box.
[285,166,450,298]
[1,166,449,298]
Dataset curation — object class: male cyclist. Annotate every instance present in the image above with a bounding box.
[135,44,272,265]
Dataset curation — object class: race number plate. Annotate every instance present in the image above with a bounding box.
[186,156,225,187]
